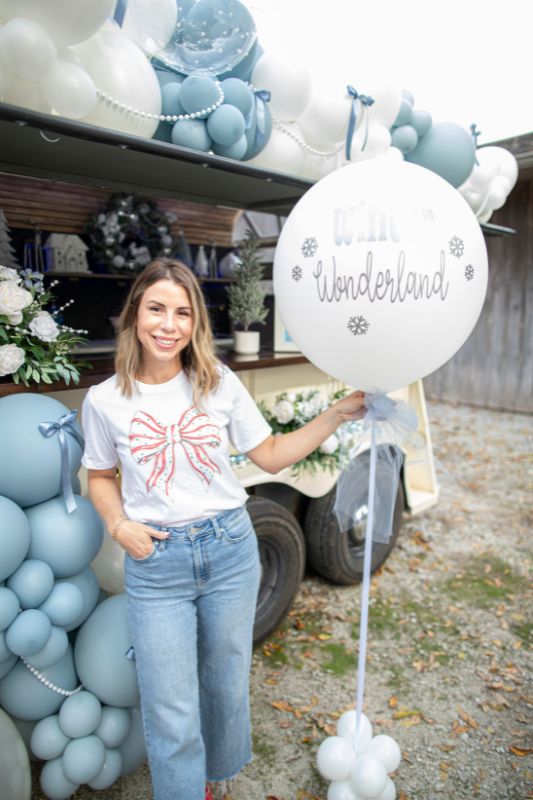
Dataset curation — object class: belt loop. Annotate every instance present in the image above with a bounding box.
[211,515,223,539]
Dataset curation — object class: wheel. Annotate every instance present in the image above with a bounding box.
[247,496,306,643]
[304,450,405,585]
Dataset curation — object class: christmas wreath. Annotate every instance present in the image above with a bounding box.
[86,194,177,275]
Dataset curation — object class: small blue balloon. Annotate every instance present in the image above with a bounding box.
[31,714,70,760]
[243,100,272,160]
[152,120,174,143]
[410,109,433,137]
[207,104,245,146]
[95,706,131,749]
[0,587,20,631]
[0,654,17,680]
[180,75,220,114]
[220,78,253,117]
[62,735,105,785]
[26,625,68,670]
[57,567,99,633]
[171,119,211,151]
[40,756,79,800]
[406,121,476,187]
[0,631,10,662]
[217,40,263,82]
[0,645,77,721]
[212,135,248,160]
[161,82,186,117]
[88,748,123,790]
[59,691,102,739]
[39,583,83,627]
[119,706,147,776]
[7,559,55,609]
[391,124,419,155]
[0,496,31,582]
[393,96,414,127]
[6,608,51,657]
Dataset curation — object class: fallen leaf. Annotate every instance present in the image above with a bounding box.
[271,700,294,714]
[509,745,533,757]
[389,696,399,709]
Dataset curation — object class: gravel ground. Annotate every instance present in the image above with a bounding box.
[30,399,532,800]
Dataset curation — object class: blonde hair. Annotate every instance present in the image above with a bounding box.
[115,258,221,403]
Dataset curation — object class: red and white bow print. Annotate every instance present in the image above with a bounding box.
[129,405,222,494]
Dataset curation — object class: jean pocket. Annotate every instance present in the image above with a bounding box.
[221,508,254,544]
[128,544,158,563]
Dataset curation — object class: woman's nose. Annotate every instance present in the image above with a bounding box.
[161,313,176,330]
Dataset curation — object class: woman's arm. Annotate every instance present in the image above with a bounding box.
[87,468,168,559]
[246,391,365,474]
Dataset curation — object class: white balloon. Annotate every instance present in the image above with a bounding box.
[367,86,402,129]
[337,710,372,753]
[477,206,494,224]
[298,89,351,147]
[72,28,161,138]
[317,736,355,782]
[358,125,392,160]
[249,126,305,176]
[468,164,495,191]
[477,146,519,189]
[0,0,116,46]
[328,779,360,800]
[375,777,396,800]
[41,61,97,119]
[350,754,388,799]
[365,735,401,774]
[0,18,57,81]
[0,57,13,95]
[252,54,312,122]
[487,185,507,210]
[121,0,177,56]
[273,158,488,392]
[91,535,125,595]
[4,77,51,113]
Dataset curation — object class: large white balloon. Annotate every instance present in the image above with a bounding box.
[298,89,351,148]
[252,54,312,122]
[249,126,306,176]
[72,28,161,138]
[121,0,178,56]
[0,18,57,82]
[274,158,488,392]
[367,86,402,130]
[3,77,52,113]
[41,61,97,119]
[0,0,116,46]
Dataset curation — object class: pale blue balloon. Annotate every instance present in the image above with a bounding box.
[393,96,413,127]
[11,717,38,761]
[39,583,83,627]
[40,756,79,800]
[59,690,102,739]
[402,88,416,105]
[220,78,253,117]
[0,496,31,582]
[95,706,131,748]
[391,124,419,155]
[57,567,99,633]
[410,109,433,137]
[406,121,476,187]
[119,706,147,775]
[5,609,51,657]
[180,75,220,114]
[207,104,245,146]
[7,559,55,609]
[75,594,139,708]
[0,631,10,661]
[161,81,186,116]
[88,747,123,790]
[217,40,263,82]
[0,654,17,679]
[0,587,20,631]
[155,68,183,88]
[171,118,211,151]
[62,734,106,784]
[26,495,104,578]
[26,625,68,670]
[0,394,82,509]
[0,708,31,800]
[0,645,77,720]
[152,120,174,143]
[243,99,272,160]
[30,714,70,760]
[212,134,248,160]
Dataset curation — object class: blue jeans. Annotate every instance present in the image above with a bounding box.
[124,505,260,800]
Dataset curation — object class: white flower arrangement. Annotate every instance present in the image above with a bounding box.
[0,267,88,386]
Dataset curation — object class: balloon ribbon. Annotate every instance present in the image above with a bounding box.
[39,410,84,514]
[346,86,375,161]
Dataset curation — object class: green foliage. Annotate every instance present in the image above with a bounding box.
[226,229,268,330]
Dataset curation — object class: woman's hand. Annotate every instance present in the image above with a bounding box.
[113,519,169,559]
[331,391,366,425]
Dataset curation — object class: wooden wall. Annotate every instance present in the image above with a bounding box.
[424,170,533,412]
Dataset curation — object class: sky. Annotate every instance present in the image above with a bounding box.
[247,0,532,144]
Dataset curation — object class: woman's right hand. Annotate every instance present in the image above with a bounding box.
[113,520,169,559]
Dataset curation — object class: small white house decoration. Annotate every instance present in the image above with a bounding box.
[44,233,90,273]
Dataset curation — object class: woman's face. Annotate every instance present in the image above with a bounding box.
[136,279,193,374]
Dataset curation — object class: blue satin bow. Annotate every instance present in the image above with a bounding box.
[470,123,481,165]
[249,89,271,152]
[345,86,375,161]
[39,410,84,514]
[113,0,129,25]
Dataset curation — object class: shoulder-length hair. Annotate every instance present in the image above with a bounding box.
[115,258,221,403]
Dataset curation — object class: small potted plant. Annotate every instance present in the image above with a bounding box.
[226,229,268,354]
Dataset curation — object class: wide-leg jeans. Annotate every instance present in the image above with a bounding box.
[124,505,260,800]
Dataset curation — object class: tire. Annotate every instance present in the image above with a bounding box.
[247,496,306,643]
[304,450,405,585]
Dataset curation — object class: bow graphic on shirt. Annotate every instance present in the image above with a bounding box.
[129,406,222,494]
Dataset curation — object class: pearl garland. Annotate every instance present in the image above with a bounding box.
[21,657,83,697]
[96,80,225,124]
[272,118,344,158]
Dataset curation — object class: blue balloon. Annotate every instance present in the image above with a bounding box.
[157,0,257,77]
[152,120,174,143]
[155,68,184,88]
[0,394,82,509]
[95,706,131,748]
[391,124,419,155]
[31,714,70,760]
[0,496,31,582]
[26,495,104,579]
[410,109,433,137]
[39,582,83,627]
[393,96,413,127]
[161,81,186,116]
[62,735,106,785]
[26,625,68,670]
[212,135,248,160]
[171,118,211,151]
[406,121,476,187]
[88,748,123,790]
[402,88,416,105]
[57,567,99,633]
[207,104,245,146]
[0,654,17,679]
[11,717,38,762]
[217,40,263,82]
[220,78,253,117]
[59,690,102,739]
[0,645,78,720]
[0,587,20,631]
[0,631,10,661]
[243,99,272,160]
[119,706,147,776]
[7,559,55,609]
[6,608,51,657]
[180,75,220,114]
[0,708,31,800]
[40,756,79,800]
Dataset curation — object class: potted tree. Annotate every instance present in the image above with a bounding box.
[227,229,268,354]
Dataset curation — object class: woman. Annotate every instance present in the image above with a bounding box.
[81,258,365,800]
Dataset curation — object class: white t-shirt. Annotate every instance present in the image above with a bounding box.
[81,366,271,526]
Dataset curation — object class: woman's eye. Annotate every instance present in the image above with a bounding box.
[149,306,162,312]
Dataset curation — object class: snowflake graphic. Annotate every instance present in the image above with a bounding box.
[465,264,474,281]
[347,315,369,336]
[449,235,465,258]
[292,265,303,281]
[301,237,318,258]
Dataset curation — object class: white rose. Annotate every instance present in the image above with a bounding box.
[0,281,32,322]
[320,433,339,455]
[273,399,295,424]
[0,343,25,376]
[0,266,21,283]
[29,311,59,342]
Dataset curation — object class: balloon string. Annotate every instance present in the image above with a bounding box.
[354,419,377,745]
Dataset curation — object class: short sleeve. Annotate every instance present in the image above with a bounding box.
[81,388,118,470]
[224,370,272,453]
